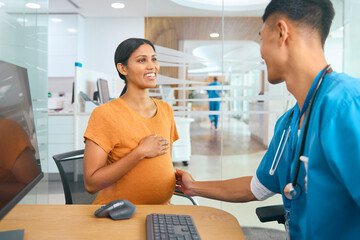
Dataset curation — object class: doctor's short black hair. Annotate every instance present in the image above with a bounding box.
[262,0,335,47]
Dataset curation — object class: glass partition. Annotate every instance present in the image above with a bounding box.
[0,0,48,203]
[145,0,351,230]
[344,0,360,77]
[146,0,286,229]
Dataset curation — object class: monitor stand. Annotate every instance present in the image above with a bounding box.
[0,229,24,240]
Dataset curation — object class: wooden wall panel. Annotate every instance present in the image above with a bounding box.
[146,17,263,78]
[146,17,262,45]
[145,17,263,102]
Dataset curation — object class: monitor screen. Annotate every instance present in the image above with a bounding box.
[97,78,110,104]
[0,61,43,221]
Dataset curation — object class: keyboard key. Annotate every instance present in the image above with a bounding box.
[146,214,201,240]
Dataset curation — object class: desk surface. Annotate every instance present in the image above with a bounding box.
[0,204,244,240]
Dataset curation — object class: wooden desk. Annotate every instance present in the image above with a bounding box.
[0,205,244,240]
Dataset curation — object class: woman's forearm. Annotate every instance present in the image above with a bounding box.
[84,147,144,194]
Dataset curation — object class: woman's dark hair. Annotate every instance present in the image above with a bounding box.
[262,0,335,48]
[114,38,156,96]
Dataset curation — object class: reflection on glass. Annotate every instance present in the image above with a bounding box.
[0,61,43,219]
[0,118,40,208]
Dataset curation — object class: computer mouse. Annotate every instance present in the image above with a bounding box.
[94,199,136,220]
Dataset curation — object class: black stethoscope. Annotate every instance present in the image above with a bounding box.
[269,65,331,200]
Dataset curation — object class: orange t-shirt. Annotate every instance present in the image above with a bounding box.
[84,98,179,205]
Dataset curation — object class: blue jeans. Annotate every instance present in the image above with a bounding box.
[209,101,220,128]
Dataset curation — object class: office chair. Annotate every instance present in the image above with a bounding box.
[53,149,96,204]
[256,205,285,224]
[253,205,287,240]
[53,149,198,205]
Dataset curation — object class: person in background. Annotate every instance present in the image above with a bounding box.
[207,76,222,129]
[83,38,179,205]
[176,0,360,239]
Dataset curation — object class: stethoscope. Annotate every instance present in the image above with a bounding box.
[269,64,331,200]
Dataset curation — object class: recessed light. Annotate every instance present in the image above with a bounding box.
[16,18,28,23]
[170,0,270,11]
[67,28,77,33]
[51,18,63,23]
[26,3,41,9]
[210,33,220,38]
[111,2,125,9]
[0,2,5,8]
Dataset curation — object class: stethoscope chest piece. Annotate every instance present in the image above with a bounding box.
[283,183,302,200]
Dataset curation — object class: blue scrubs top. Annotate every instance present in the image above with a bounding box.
[207,81,222,98]
[256,70,360,239]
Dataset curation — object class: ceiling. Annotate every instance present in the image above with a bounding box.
[46,0,266,76]
[184,40,264,76]
[49,0,265,18]
[49,0,146,17]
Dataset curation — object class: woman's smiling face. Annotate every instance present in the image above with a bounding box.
[120,43,159,90]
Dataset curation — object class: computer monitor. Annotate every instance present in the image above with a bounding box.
[0,61,44,237]
[96,78,110,104]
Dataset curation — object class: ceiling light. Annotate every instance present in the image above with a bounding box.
[210,33,220,38]
[170,0,270,11]
[26,3,41,9]
[111,2,125,9]
[67,28,77,33]
[16,18,28,23]
[0,2,5,8]
[51,18,63,23]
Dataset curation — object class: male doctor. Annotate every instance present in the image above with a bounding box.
[175,0,360,239]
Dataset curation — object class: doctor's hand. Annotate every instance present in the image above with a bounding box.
[137,134,170,159]
[175,168,196,196]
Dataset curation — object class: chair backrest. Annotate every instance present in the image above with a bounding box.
[53,149,96,204]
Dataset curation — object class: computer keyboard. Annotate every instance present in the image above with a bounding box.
[146,213,201,240]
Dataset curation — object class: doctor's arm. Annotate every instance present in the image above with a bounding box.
[175,169,257,202]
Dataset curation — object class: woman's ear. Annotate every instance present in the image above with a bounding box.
[117,63,127,76]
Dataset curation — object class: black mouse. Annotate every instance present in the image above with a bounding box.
[94,199,136,220]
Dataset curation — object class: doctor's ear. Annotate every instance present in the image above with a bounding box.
[117,63,127,76]
[277,20,289,46]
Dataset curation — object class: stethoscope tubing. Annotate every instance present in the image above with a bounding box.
[269,65,331,201]
[291,64,331,187]
[269,114,293,175]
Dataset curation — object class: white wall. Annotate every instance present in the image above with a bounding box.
[83,17,145,78]
[48,15,144,101]
[344,0,360,78]
[325,37,343,73]
[48,14,84,77]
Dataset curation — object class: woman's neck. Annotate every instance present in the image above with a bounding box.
[121,88,150,105]
[120,88,157,118]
